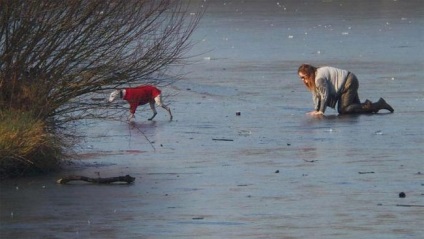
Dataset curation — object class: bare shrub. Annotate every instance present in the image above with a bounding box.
[0,0,204,177]
[0,0,203,124]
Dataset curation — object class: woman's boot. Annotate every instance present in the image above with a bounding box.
[342,99,394,114]
[372,98,394,113]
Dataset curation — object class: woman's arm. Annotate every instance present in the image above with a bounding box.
[315,78,330,114]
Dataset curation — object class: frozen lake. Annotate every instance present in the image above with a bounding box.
[1,0,423,238]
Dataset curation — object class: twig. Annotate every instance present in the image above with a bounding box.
[57,175,135,184]
[396,204,424,208]
[358,171,375,174]
[212,138,234,141]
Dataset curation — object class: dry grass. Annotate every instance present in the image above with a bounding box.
[0,110,62,179]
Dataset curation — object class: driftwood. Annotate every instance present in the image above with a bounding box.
[212,138,234,141]
[396,204,424,208]
[57,175,135,184]
[358,171,375,174]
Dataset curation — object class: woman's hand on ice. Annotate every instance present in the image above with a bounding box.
[307,111,324,116]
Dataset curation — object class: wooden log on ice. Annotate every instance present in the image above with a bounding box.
[212,138,234,141]
[396,204,424,208]
[57,175,135,184]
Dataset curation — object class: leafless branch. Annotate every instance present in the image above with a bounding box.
[0,0,204,126]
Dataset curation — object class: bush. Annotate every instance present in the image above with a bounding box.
[0,0,203,126]
[0,110,62,179]
[0,0,203,178]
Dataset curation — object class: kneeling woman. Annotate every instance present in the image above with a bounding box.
[297,64,394,116]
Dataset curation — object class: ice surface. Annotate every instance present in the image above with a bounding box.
[1,1,423,238]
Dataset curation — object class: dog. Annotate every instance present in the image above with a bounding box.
[109,85,172,121]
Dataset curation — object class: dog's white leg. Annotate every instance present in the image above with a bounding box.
[162,105,172,121]
[128,113,135,121]
[154,95,173,120]
[148,101,157,120]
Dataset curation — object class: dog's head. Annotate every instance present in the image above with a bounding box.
[109,89,121,102]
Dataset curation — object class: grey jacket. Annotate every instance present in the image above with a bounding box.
[312,66,349,113]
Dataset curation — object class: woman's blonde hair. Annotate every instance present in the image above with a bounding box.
[298,64,317,91]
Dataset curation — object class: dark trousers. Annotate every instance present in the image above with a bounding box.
[337,73,361,114]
